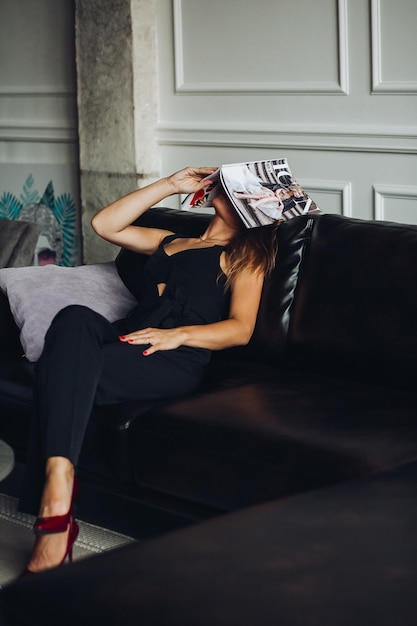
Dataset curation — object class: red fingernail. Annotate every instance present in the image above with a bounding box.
[143,350,148,356]
[119,335,126,340]
[127,339,134,343]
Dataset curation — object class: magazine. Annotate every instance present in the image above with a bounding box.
[182,158,321,228]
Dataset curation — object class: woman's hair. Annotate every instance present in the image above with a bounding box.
[224,221,281,288]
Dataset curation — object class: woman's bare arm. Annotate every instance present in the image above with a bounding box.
[121,267,265,354]
[91,167,216,255]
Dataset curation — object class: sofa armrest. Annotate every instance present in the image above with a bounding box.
[0,219,41,268]
[0,290,22,354]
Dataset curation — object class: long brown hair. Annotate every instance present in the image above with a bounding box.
[224,221,282,288]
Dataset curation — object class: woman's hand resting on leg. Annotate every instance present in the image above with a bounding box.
[119,327,186,356]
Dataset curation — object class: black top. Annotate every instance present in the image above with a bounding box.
[123,234,231,333]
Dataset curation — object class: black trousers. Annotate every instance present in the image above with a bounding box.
[20,305,208,514]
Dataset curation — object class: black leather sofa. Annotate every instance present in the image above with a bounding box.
[2,461,417,625]
[1,209,417,623]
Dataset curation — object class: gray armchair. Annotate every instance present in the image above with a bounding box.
[0,219,41,268]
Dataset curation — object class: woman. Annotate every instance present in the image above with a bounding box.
[234,186,284,218]
[22,166,279,574]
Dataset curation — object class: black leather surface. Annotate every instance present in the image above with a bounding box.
[288,214,417,391]
[127,373,417,510]
[0,292,21,353]
[230,213,315,362]
[0,355,34,454]
[2,461,417,626]
[116,209,315,363]
[1,209,417,518]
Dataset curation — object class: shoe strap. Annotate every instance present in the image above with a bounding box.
[33,512,71,535]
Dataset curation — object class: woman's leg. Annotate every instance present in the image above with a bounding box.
[23,304,206,572]
[24,305,122,572]
[25,456,75,573]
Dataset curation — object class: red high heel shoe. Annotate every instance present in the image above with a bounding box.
[22,477,80,576]
[22,519,79,577]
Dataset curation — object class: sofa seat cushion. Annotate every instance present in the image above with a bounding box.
[0,351,272,485]
[2,462,417,626]
[127,373,417,511]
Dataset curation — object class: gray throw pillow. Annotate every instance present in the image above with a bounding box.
[0,262,138,362]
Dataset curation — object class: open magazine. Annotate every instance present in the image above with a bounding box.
[182,158,321,228]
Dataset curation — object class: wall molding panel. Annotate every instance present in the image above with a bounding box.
[157,123,417,155]
[0,90,78,142]
[373,185,417,221]
[0,124,77,144]
[302,180,352,217]
[0,88,75,97]
[173,0,349,95]
[371,0,417,94]
[157,0,417,225]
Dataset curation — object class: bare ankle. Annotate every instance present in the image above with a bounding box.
[39,457,75,517]
[45,456,74,480]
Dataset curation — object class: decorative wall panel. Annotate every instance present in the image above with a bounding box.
[374,185,417,224]
[157,0,417,225]
[157,123,417,155]
[301,180,352,217]
[173,0,348,94]
[371,0,417,94]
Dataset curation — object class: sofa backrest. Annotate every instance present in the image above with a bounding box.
[287,214,417,391]
[241,214,315,362]
[116,209,417,391]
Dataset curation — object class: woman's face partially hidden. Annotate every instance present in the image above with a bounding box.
[212,192,244,231]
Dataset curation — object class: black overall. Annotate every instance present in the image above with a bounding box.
[20,235,230,513]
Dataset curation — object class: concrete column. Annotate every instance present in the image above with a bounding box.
[75,0,160,263]
[131,0,160,185]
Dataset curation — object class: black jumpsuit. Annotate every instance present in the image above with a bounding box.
[20,234,230,513]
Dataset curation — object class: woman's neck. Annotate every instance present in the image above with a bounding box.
[200,216,241,245]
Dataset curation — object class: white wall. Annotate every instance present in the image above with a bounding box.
[155,0,417,224]
[2,0,415,266]
[0,0,81,264]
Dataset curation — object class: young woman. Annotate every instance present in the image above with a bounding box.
[22,166,279,574]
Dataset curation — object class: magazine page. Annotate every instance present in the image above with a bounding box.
[220,159,321,228]
[182,159,320,228]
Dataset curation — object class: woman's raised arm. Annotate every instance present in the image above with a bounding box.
[91,167,216,255]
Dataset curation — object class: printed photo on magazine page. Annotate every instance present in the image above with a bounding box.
[183,158,321,228]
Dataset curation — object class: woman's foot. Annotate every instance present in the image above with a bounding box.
[26,528,72,573]
[25,457,77,573]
